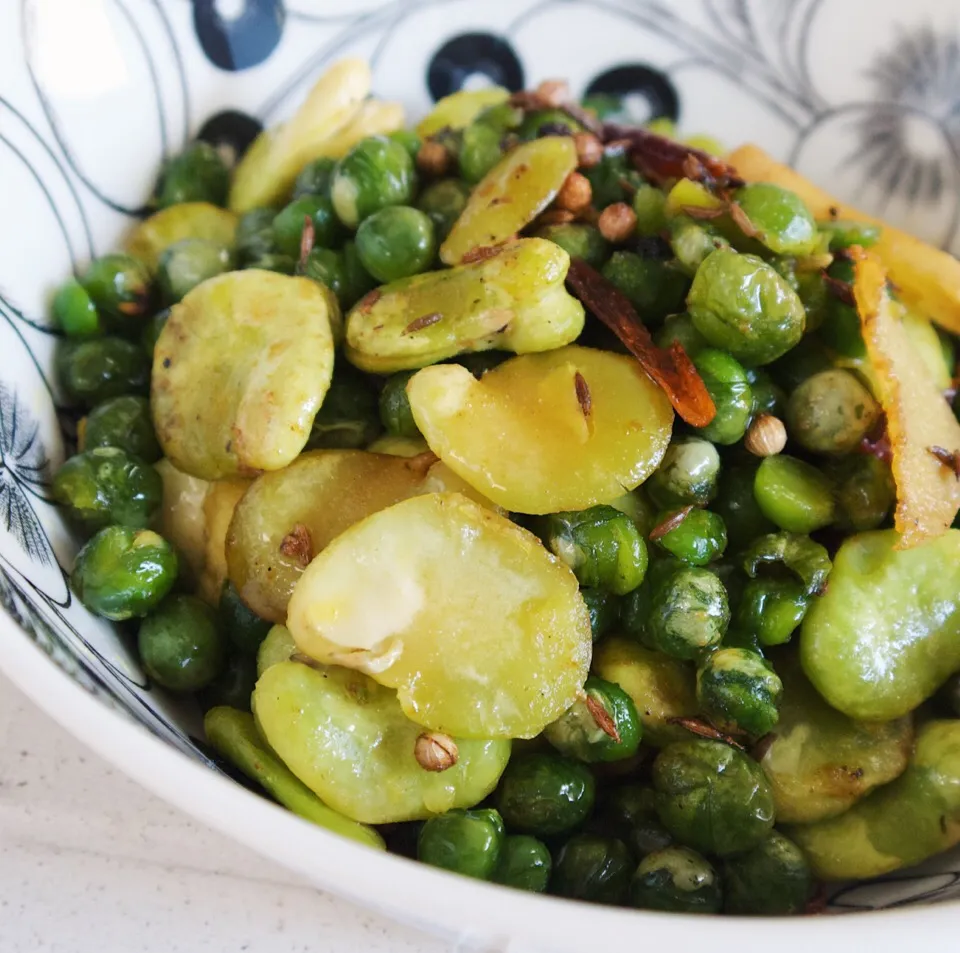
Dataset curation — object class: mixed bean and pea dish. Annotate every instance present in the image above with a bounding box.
[49,59,960,915]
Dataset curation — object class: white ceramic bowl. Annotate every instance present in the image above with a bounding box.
[4,1,960,948]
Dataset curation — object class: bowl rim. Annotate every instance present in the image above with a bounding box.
[4,612,958,951]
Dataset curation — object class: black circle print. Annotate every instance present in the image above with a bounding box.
[192,0,285,72]
[197,110,264,165]
[427,33,525,101]
[585,65,680,123]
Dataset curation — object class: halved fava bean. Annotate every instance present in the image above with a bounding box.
[440,137,578,265]
[344,238,584,373]
[286,493,592,739]
[407,346,673,514]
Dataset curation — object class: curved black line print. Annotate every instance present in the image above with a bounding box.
[192,0,286,72]
[149,0,192,145]
[584,64,680,122]
[427,32,525,101]
[196,110,263,163]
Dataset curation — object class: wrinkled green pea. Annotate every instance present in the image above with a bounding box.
[71,526,177,621]
[826,454,895,532]
[331,135,417,229]
[646,436,720,509]
[653,508,727,566]
[742,531,832,596]
[735,578,809,647]
[199,651,257,712]
[653,739,775,855]
[722,831,811,915]
[632,184,667,236]
[539,505,648,595]
[688,248,805,366]
[495,753,596,838]
[52,279,103,338]
[418,808,505,880]
[306,367,381,449]
[57,337,150,408]
[692,348,753,445]
[416,178,472,242]
[156,141,229,208]
[491,835,551,893]
[356,206,436,282]
[754,455,836,533]
[551,834,633,905]
[602,252,689,325]
[219,579,271,657]
[786,368,880,454]
[293,157,336,200]
[52,446,162,533]
[82,253,153,323]
[138,593,225,692]
[696,647,782,736]
[734,183,818,256]
[629,846,722,914]
[597,784,672,859]
[235,207,278,263]
[580,587,620,643]
[273,195,344,257]
[534,223,610,269]
[157,239,233,304]
[378,371,420,438]
[81,395,161,462]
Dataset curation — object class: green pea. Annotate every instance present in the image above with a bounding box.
[819,218,880,250]
[355,206,436,282]
[235,207,278,263]
[597,784,672,859]
[734,183,818,256]
[81,395,160,462]
[378,371,420,438]
[538,505,648,595]
[388,128,422,158]
[586,151,642,209]
[418,808,505,880]
[141,308,170,355]
[653,508,727,566]
[256,624,296,678]
[475,101,524,133]
[52,446,162,533]
[646,436,720,509]
[138,593,225,692]
[692,349,752,446]
[52,279,103,338]
[580,94,622,120]
[331,135,417,228]
[937,672,960,718]
[669,216,729,275]
[306,366,380,450]
[632,184,667,236]
[301,247,347,306]
[544,675,641,763]
[827,454,895,531]
[57,337,150,409]
[341,240,377,308]
[219,579,271,657]
[735,578,809,647]
[746,367,785,417]
[696,647,782,736]
[754,455,836,533]
[244,252,296,275]
[534,223,610,269]
[292,157,336,199]
[653,739,775,855]
[786,368,880,454]
[495,753,596,838]
[491,835,552,893]
[712,460,775,551]
[458,121,504,185]
[797,271,829,332]
[602,252,689,325]
[628,846,722,913]
[722,831,811,915]
[157,239,233,304]
[416,178,471,242]
[580,587,620,643]
[742,531,832,596]
[688,248,805,365]
[82,253,153,323]
[518,109,582,140]
[198,652,257,712]
[769,334,835,391]
[273,195,344,259]
[551,834,633,905]
[155,141,229,208]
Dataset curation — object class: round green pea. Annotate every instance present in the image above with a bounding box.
[692,347,753,445]
[669,217,729,275]
[580,587,620,643]
[219,579,271,657]
[341,240,377,307]
[416,178,471,241]
[273,195,343,258]
[81,395,161,463]
[491,835,551,893]
[646,436,720,509]
[355,206,436,282]
[819,218,880,251]
[653,508,727,566]
[632,184,667,236]
[56,337,150,409]
[518,109,582,140]
[417,808,505,880]
[598,785,672,859]
[746,367,785,417]
[827,454,895,532]
[378,371,420,438]
[293,157,336,200]
[786,368,880,454]
[602,251,690,325]
[157,239,233,304]
[754,455,836,533]
[495,753,595,838]
[331,135,417,229]
[52,279,103,338]
[198,651,258,713]
[551,834,633,905]
[306,367,380,450]
[244,252,296,275]
[301,247,347,306]
[138,593,226,693]
[156,141,229,208]
[734,183,819,256]
[629,846,722,913]
[82,253,153,323]
[696,647,782,737]
[735,577,808,647]
[387,128,422,158]
[71,526,177,621]
[458,121,504,184]
[141,308,170,355]
[235,207,278,263]
[712,460,775,551]
[534,223,610,269]
[654,312,708,358]
[722,831,812,915]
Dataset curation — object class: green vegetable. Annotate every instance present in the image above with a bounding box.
[722,831,811,915]
[789,720,960,880]
[416,178,471,241]
[735,578,808,647]
[219,579,271,657]
[646,436,720,511]
[653,739,775,855]
[543,675,641,763]
[491,835,552,893]
[771,334,835,391]
[71,526,177,621]
[355,206,436,282]
[141,308,169,355]
[580,587,619,643]
[601,252,689,325]
[742,531,832,596]
[458,122,503,184]
[81,396,161,463]
[198,652,257,711]
[273,195,344,257]
[235,207,277,263]
[551,834,633,904]
[138,593,225,692]
[801,529,960,720]
[256,624,296,678]
[687,248,805,365]
[819,218,880,250]
[539,505,648,595]
[331,135,417,228]
[586,150,641,209]
[292,157,336,199]
[754,455,836,533]
[518,109,582,140]
[301,247,347,304]
[734,183,818,256]
[305,367,380,449]
[785,368,880,454]
[597,784,672,858]
[494,752,595,838]
[52,279,103,338]
[52,446,163,533]
[157,239,233,304]
[713,460,774,550]
[57,337,150,409]
[418,808,505,880]
[204,707,384,848]
[632,184,667,236]
[746,367,785,417]
[628,846,722,914]
[669,217,729,275]
[388,128,422,158]
[156,141,229,209]
[341,240,377,307]
[654,312,708,358]
[244,252,296,274]
[696,647,782,736]
[534,223,610,269]
[827,455,895,531]
[81,253,153,323]
[378,371,420,438]
[691,348,753,445]
[653,508,727,566]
